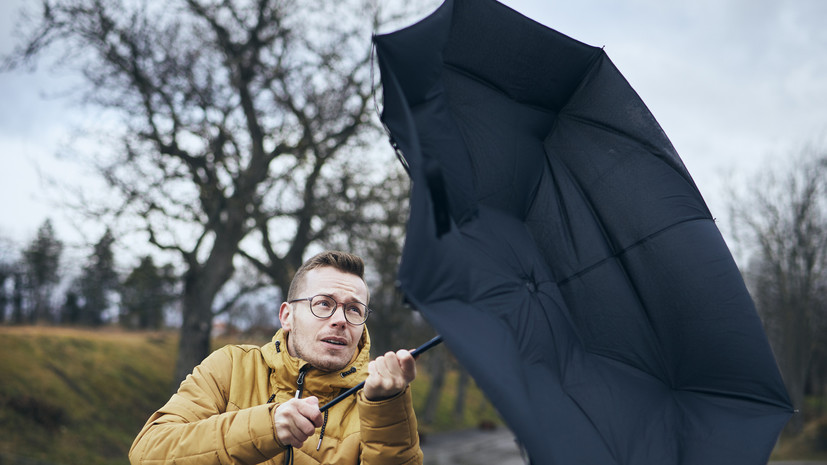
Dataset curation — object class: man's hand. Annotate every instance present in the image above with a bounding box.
[363,349,417,401]
[273,397,323,448]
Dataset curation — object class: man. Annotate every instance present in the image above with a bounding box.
[129,251,423,465]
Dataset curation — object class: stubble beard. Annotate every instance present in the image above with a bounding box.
[288,327,351,373]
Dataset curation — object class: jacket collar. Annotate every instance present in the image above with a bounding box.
[265,328,370,399]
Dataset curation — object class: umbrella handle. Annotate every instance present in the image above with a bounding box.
[319,335,444,413]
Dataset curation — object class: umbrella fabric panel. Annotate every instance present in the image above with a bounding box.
[442,0,601,111]
[557,51,689,176]
[372,0,453,107]
[674,392,794,464]
[524,153,617,282]
[411,90,478,222]
[376,44,478,223]
[544,120,709,251]
[617,220,790,403]
[558,220,792,462]
[442,68,556,218]
[552,255,670,380]
[553,217,786,399]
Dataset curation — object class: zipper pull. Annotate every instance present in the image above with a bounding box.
[295,364,310,399]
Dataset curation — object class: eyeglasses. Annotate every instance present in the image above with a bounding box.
[288,294,371,325]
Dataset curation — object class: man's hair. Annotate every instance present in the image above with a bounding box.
[287,250,368,302]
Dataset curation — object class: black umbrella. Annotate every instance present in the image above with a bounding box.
[373,0,793,464]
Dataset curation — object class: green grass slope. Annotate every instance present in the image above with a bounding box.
[0,327,177,465]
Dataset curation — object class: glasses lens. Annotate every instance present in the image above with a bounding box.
[310,295,337,318]
[343,302,368,325]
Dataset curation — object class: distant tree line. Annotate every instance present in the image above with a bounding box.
[0,220,177,329]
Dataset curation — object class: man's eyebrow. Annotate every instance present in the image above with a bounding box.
[315,291,367,303]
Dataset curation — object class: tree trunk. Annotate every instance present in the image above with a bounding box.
[171,250,236,388]
[453,368,470,423]
[173,297,214,391]
[12,273,23,324]
[778,299,812,434]
[422,356,446,425]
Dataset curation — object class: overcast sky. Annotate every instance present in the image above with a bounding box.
[1,0,826,265]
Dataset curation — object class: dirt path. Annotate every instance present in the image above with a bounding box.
[421,428,524,465]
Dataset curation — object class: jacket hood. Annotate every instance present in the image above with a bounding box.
[264,328,370,400]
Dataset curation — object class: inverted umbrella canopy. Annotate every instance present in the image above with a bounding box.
[374,0,793,464]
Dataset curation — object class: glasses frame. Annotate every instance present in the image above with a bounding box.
[288,294,371,326]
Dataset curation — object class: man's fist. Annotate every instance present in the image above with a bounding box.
[363,349,417,401]
[273,396,323,448]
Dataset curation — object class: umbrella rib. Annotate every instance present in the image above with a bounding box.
[558,215,708,389]
[532,147,675,386]
[559,113,701,198]
[564,390,624,465]
[680,386,796,412]
[556,217,712,287]
[442,62,557,115]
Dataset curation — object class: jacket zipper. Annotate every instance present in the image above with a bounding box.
[284,364,312,465]
[295,364,310,398]
[293,365,328,451]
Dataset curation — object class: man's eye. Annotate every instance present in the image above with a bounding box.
[346,305,364,315]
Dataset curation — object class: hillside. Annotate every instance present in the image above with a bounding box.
[0,327,181,464]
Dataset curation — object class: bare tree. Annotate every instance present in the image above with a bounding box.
[728,146,827,433]
[4,0,419,384]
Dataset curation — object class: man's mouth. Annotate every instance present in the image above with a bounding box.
[322,337,347,346]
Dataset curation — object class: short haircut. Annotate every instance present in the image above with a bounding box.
[287,250,369,303]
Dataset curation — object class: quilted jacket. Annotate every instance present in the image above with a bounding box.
[129,329,423,465]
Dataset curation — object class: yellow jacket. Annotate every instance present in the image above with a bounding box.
[129,329,423,465]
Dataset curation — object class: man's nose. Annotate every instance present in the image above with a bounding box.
[328,304,349,325]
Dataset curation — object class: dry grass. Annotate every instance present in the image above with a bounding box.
[0,326,177,465]
[772,415,827,461]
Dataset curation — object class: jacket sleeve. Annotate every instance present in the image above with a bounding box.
[357,386,424,465]
[129,348,285,465]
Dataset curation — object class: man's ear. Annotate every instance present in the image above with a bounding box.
[278,301,292,331]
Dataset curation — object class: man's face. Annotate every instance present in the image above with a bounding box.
[279,266,368,372]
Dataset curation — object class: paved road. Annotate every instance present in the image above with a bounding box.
[420,427,826,465]
[421,428,524,465]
